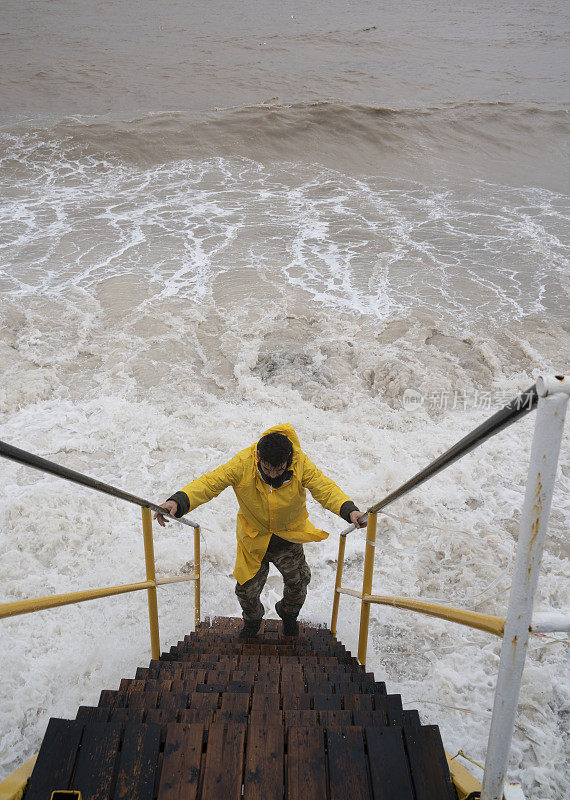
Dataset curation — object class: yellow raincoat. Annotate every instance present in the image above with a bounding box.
[178,423,352,584]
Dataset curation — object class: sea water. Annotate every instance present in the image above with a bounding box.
[0,1,569,796]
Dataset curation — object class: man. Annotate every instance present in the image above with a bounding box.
[155,423,366,637]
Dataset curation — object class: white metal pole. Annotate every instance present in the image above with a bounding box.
[481,376,569,800]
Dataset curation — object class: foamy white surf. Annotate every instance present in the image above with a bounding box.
[0,130,569,798]
[1,132,568,324]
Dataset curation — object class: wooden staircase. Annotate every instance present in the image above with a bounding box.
[23,617,457,799]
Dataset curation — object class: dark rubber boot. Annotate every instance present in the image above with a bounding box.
[238,618,262,639]
[275,600,299,637]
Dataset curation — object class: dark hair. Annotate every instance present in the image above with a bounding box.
[257,432,293,468]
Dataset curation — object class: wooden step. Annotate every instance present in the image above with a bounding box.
[26,616,455,800]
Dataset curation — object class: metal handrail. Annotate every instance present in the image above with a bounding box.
[331,383,540,633]
[0,439,200,528]
[338,382,538,536]
[363,593,506,637]
[0,442,202,656]
[0,579,155,619]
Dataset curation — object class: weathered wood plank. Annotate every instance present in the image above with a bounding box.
[177,668,207,683]
[256,667,279,682]
[221,692,250,717]
[249,708,282,726]
[333,680,359,696]
[422,725,456,799]
[281,691,310,710]
[113,723,161,800]
[319,709,353,727]
[343,693,373,711]
[327,727,371,800]
[403,709,421,728]
[159,691,188,712]
[70,722,121,800]
[226,680,252,693]
[197,682,226,693]
[146,708,178,725]
[381,694,404,726]
[284,710,317,727]
[109,708,145,724]
[243,726,283,800]
[352,709,388,726]
[98,689,120,708]
[230,669,255,683]
[360,681,387,695]
[313,693,342,710]
[216,709,248,723]
[145,678,169,692]
[286,726,327,800]
[156,722,204,800]
[75,706,109,724]
[189,691,219,711]
[25,718,83,800]
[281,674,305,689]
[251,692,280,715]
[201,722,246,800]
[179,708,214,725]
[366,726,415,800]
[404,725,456,800]
[281,664,303,675]
[305,679,330,696]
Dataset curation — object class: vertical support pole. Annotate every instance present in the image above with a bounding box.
[194,525,201,628]
[331,533,347,636]
[141,506,160,660]
[481,380,568,800]
[357,511,377,666]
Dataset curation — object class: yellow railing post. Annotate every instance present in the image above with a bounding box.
[357,511,377,666]
[194,525,201,628]
[141,506,160,660]
[330,534,346,636]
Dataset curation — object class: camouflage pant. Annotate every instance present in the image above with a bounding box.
[235,537,311,622]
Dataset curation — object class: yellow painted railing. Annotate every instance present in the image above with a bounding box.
[329,384,541,661]
[0,755,37,800]
[0,439,203,661]
[0,507,201,661]
[332,510,508,666]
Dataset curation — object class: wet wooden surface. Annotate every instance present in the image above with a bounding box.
[24,718,83,800]
[243,725,284,800]
[72,722,122,800]
[24,616,456,799]
[157,723,203,800]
